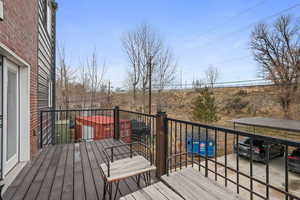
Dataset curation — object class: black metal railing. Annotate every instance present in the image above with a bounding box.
[39,108,114,147]
[166,117,300,200]
[39,108,156,151]
[118,109,157,165]
[39,108,300,200]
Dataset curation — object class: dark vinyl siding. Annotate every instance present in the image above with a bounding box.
[38,0,55,110]
[37,0,56,148]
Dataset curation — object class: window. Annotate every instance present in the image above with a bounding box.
[43,0,52,36]
[46,2,52,35]
[43,0,47,25]
[48,80,52,108]
[0,0,3,20]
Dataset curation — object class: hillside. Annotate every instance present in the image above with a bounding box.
[112,85,300,141]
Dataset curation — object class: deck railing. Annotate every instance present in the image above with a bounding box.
[39,108,114,147]
[164,117,300,200]
[39,108,157,146]
[39,108,300,200]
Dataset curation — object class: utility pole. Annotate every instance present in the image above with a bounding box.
[148,56,152,115]
[107,80,111,106]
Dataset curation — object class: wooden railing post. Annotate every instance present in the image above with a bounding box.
[155,111,168,178]
[114,106,120,140]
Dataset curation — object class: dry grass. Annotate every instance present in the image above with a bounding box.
[112,85,300,142]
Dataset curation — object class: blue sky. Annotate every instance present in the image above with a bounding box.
[56,0,300,88]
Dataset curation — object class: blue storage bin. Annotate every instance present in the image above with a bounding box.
[186,133,215,157]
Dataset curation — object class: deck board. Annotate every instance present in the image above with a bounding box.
[86,142,103,199]
[3,138,154,200]
[49,144,68,200]
[73,143,86,200]
[24,146,57,200]
[3,155,40,200]
[61,144,74,200]
[36,145,63,200]
[80,142,99,200]
[9,148,50,200]
[162,167,243,200]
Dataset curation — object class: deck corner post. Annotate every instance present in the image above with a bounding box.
[113,106,120,140]
[155,111,168,178]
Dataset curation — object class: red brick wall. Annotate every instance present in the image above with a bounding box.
[0,0,38,156]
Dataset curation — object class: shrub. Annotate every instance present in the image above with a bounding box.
[224,96,249,113]
[236,89,248,96]
[192,87,218,123]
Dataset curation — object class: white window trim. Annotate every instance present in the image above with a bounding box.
[46,2,52,36]
[0,0,4,20]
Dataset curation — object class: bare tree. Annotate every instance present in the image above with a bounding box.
[78,61,89,108]
[122,24,166,112]
[205,65,219,88]
[86,50,106,107]
[121,30,142,106]
[154,48,177,109]
[56,46,75,110]
[193,79,205,91]
[138,25,162,104]
[250,15,300,118]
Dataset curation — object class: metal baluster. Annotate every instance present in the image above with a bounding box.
[170,121,173,171]
[250,137,253,200]
[225,131,228,187]
[266,143,270,199]
[285,145,289,200]
[198,126,201,172]
[185,123,188,168]
[215,129,217,181]
[236,133,239,193]
[152,117,154,165]
[180,123,182,170]
[205,128,208,177]
[175,121,177,171]
[111,148,114,162]
[192,125,194,168]
[55,111,58,145]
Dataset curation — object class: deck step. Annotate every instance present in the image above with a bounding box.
[120,182,183,200]
[162,167,243,200]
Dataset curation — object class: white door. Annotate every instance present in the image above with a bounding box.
[3,58,19,175]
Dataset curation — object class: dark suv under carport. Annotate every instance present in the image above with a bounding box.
[234,137,285,163]
[288,148,300,174]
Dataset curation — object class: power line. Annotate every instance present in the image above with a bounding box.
[188,0,267,41]
[197,55,250,68]
[197,3,300,49]
[152,79,274,89]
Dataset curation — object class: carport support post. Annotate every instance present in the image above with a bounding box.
[114,106,120,140]
[155,111,168,178]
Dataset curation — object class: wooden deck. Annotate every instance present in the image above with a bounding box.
[3,139,153,200]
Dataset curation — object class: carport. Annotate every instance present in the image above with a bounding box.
[228,117,300,199]
[229,117,300,134]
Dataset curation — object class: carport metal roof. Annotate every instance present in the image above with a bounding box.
[229,117,300,133]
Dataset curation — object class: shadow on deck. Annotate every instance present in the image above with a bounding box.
[4,139,152,200]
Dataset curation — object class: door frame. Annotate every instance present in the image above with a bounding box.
[0,42,30,179]
[2,58,20,175]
